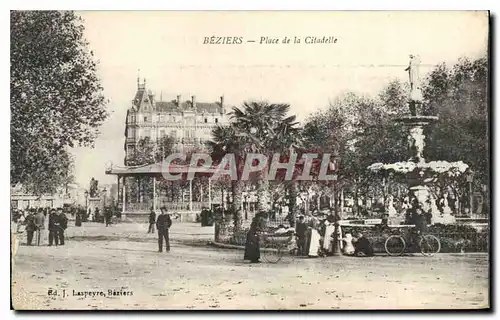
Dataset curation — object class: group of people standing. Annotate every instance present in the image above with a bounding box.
[18,208,68,246]
[243,209,375,263]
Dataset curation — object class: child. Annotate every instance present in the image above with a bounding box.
[342,233,355,255]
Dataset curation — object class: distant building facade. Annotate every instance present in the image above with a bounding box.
[124,78,230,165]
[10,183,83,210]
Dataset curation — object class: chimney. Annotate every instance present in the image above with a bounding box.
[220,95,224,106]
[177,95,181,106]
[191,95,196,109]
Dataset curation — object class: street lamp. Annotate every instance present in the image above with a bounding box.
[84,190,89,210]
[103,187,107,208]
[466,170,474,217]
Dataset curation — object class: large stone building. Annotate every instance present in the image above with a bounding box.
[124,78,230,164]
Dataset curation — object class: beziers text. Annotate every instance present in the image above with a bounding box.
[203,36,243,44]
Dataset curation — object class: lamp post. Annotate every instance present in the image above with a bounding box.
[84,190,89,211]
[84,190,89,222]
[466,170,474,217]
[103,187,107,208]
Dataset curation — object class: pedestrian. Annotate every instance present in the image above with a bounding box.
[148,208,156,233]
[48,209,59,246]
[57,208,68,245]
[105,207,112,227]
[353,232,374,257]
[34,208,46,246]
[244,212,266,263]
[295,216,307,256]
[25,210,36,246]
[342,233,356,255]
[75,210,82,227]
[156,207,172,252]
[16,210,26,233]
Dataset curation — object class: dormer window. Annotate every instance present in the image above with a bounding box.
[204,118,208,123]
[215,118,218,123]
[144,116,148,122]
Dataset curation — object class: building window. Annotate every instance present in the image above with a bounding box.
[127,127,136,139]
[143,129,151,137]
[144,116,149,122]
[170,130,177,138]
[204,118,208,123]
[127,145,136,158]
[160,130,165,138]
[160,115,165,122]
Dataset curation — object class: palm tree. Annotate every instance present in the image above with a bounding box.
[207,125,245,232]
[231,102,301,215]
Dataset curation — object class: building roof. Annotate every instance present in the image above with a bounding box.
[105,162,220,176]
[155,101,223,114]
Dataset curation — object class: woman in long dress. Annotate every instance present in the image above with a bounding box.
[308,227,321,257]
[308,217,321,257]
[244,213,265,263]
[322,221,335,253]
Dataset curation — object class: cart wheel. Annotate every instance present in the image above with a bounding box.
[262,243,283,264]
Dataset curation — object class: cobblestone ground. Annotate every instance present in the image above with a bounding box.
[11,222,489,310]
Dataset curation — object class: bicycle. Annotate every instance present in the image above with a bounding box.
[384,230,441,257]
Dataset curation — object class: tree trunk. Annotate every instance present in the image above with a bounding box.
[231,180,243,232]
[256,169,271,213]
[288,180,298,227]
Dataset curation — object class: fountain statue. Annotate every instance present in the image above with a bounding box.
[368,55,469,224]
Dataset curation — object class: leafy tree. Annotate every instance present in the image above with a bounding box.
[11,11,108,194]
[423,57,488,187]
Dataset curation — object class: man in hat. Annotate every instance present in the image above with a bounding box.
[25,209,36,246]
[295,215,307,256]
[57,208,68,245]
[48,209,60,246]
[148,207,156,233]
[34,208,46,246]
[156,207,172,252]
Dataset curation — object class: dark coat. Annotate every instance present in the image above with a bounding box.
[354,236,374,256]
[149,211,156,224]
[25,214,36,232]
[59,214,68,230]
[48,213,60,231]
[156,214,172,232]
[295,222,307,238]
[414,214,429,234]
[243,230,260,261]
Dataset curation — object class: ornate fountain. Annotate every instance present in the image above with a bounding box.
[368,55,469,224]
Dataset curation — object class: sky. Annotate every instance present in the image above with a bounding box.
[70,11,488,187]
